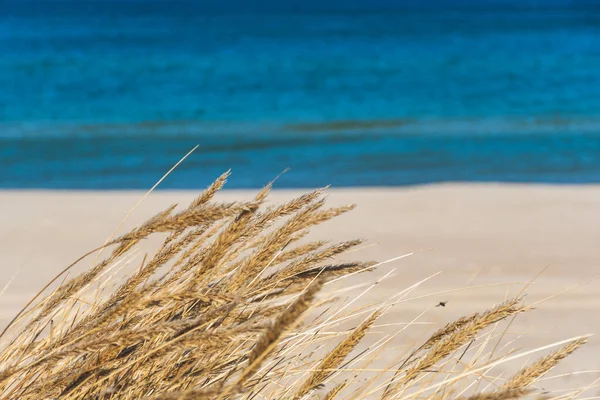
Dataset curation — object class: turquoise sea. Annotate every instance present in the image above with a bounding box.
[2,1,600,188]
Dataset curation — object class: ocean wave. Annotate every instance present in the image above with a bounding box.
[2,116,600,140]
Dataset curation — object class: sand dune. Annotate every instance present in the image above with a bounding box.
[1,184,598,388]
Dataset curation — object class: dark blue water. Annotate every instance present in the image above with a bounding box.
[2,1,600,188]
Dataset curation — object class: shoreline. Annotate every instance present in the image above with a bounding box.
[3,180,600,191]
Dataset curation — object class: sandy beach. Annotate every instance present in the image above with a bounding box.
[1,184,598,389]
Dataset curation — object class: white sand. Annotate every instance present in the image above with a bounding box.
[1,185,599,388]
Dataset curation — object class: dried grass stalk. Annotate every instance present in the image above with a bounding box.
[503,338,587,390]
[0,172,588,400]
[294,311,380,399]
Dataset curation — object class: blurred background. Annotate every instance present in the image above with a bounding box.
[2,0,600,189]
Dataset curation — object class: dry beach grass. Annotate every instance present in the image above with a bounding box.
[0,171,594,399]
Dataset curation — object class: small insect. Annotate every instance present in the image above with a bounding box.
[436,301,447,307]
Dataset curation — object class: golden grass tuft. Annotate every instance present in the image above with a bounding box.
[294,310,381,399]
[502,338,588,391]
[0,172,591,399]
